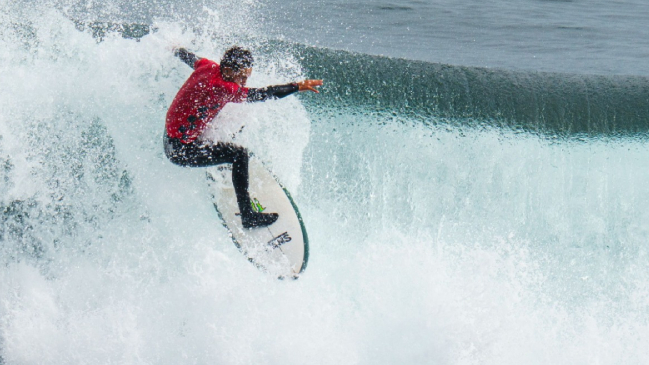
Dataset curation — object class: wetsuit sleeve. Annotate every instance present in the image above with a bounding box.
[246,83,299,102]
[174,48,201,69]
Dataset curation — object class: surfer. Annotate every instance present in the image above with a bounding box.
[165,46,322,228]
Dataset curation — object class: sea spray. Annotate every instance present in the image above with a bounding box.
[2,1,649,364]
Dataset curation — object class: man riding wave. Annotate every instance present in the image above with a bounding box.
[165,46,322,228]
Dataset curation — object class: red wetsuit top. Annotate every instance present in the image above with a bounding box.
[166,58,249,144]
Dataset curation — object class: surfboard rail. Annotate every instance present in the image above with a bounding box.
[206,158,309,279]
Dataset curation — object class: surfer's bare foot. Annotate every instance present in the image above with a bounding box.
[242,212,279,229]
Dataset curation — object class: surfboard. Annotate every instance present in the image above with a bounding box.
[206,157,309,279]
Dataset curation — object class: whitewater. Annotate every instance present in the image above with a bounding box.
[1,0,649,364]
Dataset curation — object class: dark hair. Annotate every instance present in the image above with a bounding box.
[220,46,254,71]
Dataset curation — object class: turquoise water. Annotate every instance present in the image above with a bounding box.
[1,0,649,364]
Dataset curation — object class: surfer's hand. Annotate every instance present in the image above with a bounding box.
[297,80,323,93]
[168,43,184,53]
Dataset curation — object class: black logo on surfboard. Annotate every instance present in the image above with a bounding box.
[267,232,292,249]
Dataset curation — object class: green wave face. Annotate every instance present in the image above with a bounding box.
[291,45,649,138]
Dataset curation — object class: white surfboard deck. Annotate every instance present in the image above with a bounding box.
[206,157,309,279]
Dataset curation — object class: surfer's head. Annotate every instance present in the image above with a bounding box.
[220,46,254,86]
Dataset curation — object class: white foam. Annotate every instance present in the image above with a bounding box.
[1,3,649,365]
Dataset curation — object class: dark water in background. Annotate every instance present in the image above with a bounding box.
[2,0,649,364]
[263,0,649,76]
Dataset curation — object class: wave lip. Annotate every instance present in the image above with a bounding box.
[292,45,649,137]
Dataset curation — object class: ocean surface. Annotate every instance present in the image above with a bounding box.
[1,0,649,364]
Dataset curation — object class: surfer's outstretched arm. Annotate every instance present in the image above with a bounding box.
[174,48,201,69]
[247,84,299,102]
[246,80,323,102]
